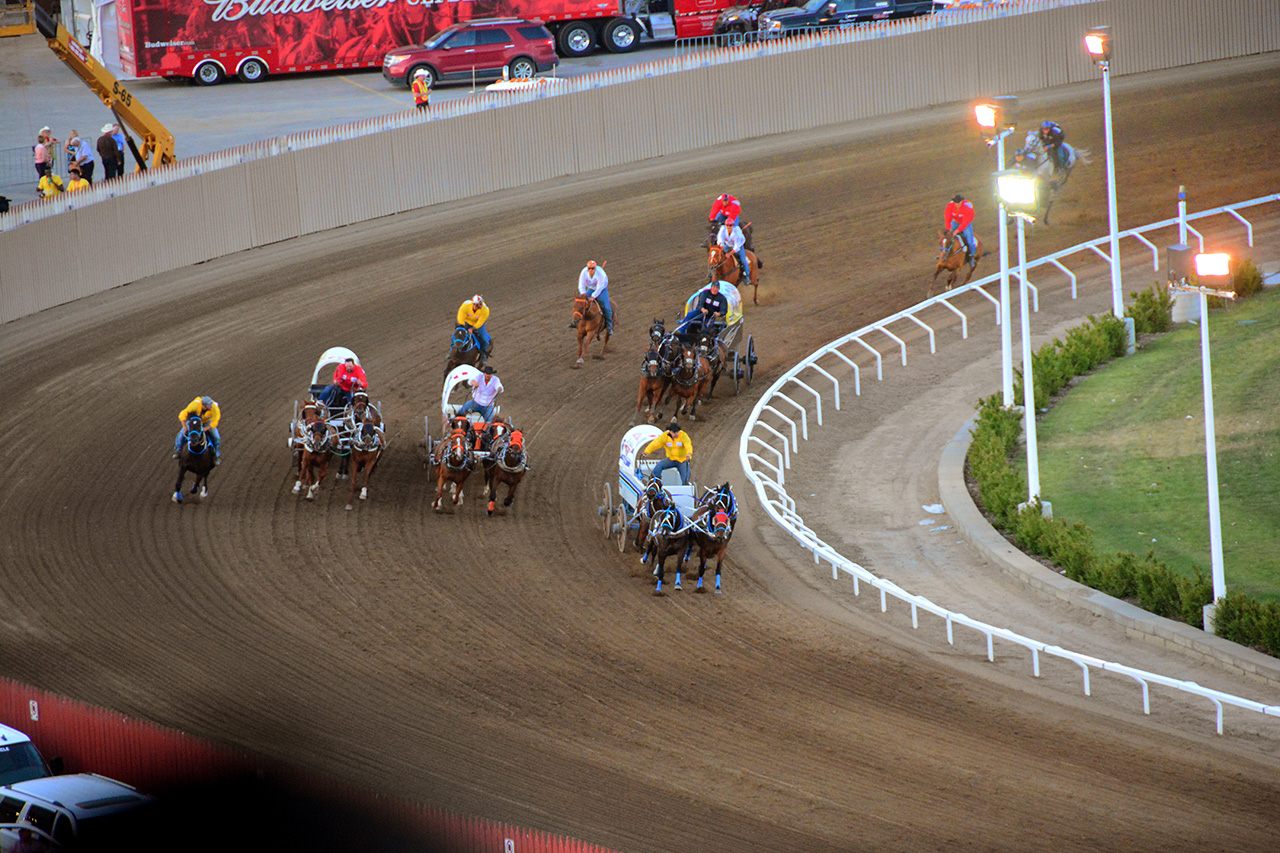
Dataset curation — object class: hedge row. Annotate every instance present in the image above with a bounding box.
[967,285,1280,657]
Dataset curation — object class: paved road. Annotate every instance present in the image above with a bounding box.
[1,30,677,201]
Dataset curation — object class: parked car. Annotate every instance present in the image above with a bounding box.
[0,774,153,852]
[0,726,50,787]
[382,18,558,88]
[757,0,936,38]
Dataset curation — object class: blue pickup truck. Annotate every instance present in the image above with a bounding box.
[757,0,938,38]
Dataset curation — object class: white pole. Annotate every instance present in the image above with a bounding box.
[1102,60,1123,317]
[1177,184,1187,245]
[1017,215,1040,501]
[1198,289,1227,602]
[997,133,1014,407]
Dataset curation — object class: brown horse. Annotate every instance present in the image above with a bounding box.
[661,343,712,421]
[695,329,729,399]
[484,427,527,516]
[707,244,763,305]
[572,294,611,366]
[298,418,337,500]
[635,344,668,424]
[929,230,985,296]
[634,478,671,555]
[291,400,326,494]
[345,422,384,511]
[688,506,733,593]
[432,428,475,511]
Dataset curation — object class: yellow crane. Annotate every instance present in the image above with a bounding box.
[34,5,176,170]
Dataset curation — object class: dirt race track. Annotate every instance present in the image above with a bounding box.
[4,56,1280,852]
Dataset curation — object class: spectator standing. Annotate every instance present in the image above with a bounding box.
[112,124,127,169]
[97,124,121,180]
[66,167,89,193]
[37,163,65,197]
[68,135,95,183]
[33,128,53,180]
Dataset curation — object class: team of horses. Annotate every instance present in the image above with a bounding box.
[633,479,738,596]
[289,391,386,509]
[430,415,528,515]
[634,320,726,423]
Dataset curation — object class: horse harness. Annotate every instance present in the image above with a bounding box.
[671,344,711,387]
[489,432,527,474]
[441,431,475,472]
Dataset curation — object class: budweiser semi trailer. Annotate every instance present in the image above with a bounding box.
[116,0,736,85]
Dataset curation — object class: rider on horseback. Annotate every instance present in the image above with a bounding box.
[1038,120,1068,171]
[569,259,612,332]
[318,356,367,410]
[677,281,730,337]
[173,395,221,464]
[644,420,693,486]
[709,193,741,229]
[457,294,493,357]
[944,194,978,269]
[715,219,750,283]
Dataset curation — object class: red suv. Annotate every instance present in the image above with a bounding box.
[382,19,557,88]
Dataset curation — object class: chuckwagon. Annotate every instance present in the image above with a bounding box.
[290,347,382,453]
[424,363,504,459]
[599,424,700,552]
[676,281,756,394]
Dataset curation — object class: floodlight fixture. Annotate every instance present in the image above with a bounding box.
[973,95,1017,139]
[1194,253,1230,278]
[1084,26,1111,66]
[994,170,1037,217]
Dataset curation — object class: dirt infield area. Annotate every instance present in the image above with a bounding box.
[3,56,1280,852]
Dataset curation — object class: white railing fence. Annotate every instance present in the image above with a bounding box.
[738,193,1280,734]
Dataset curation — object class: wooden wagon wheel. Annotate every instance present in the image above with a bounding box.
[600,481,614,538]
[617,502,630,552]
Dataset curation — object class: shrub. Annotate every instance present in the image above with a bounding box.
[1233,257,1264,300]
[1214,593,1280,656]
[1125,283,1173,334]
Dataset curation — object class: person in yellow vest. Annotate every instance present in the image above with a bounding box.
[412,69,432,110]
[173,395,222,464]
[65,166,89,193]
[456,294,492,356]
[644,419,693,485]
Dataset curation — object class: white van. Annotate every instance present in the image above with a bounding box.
[0,725,49,787]
[0,774,153,851]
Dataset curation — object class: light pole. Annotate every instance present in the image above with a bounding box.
[995,170,1047,514]
[1086,26,1124,319]
[975,96,1017,408]
[1168,250,1234,628]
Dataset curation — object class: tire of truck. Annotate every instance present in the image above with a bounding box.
[237,58,268,84]
[408,64,437,89]
[557,22,595,57]
[507,56,537,80]
[193,61,226,86]
[602,18,640,53]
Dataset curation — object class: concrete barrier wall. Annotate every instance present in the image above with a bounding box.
[2,0,1278,324]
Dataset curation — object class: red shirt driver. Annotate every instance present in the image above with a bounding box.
[319,357,368,409]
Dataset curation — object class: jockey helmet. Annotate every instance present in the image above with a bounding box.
[472,294,484,306]
[200,396,213,409]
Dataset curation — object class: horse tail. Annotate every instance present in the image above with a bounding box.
[1072,146,1093,165]
[755,256,763,270]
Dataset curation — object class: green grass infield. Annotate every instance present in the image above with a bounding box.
[1032,288,1280,602]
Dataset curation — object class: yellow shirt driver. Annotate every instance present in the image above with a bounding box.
[644,420,692,485]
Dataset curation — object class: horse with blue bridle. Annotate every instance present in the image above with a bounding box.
[173,414,215,504]
[644,502,692,596]
[1014,131,1092,226]
[444,326,486,380]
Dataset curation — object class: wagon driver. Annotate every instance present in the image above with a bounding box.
[318,356,367,409]
[644,420,693,486]
[568,259,612,333]
[173,395,221,464]
[457,365,503,422]
[676,281,729,336]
